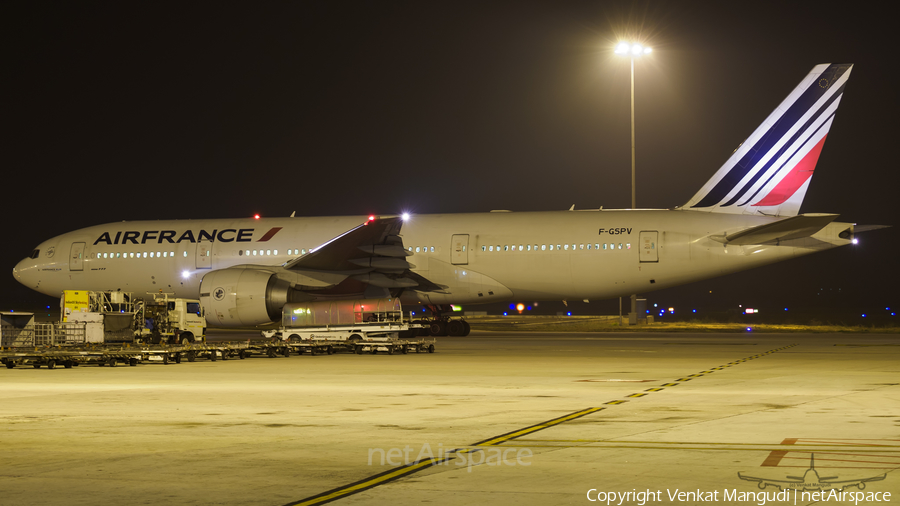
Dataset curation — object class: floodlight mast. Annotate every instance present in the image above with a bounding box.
[614,41,652,324]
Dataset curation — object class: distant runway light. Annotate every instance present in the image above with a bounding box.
[746,327,752,332]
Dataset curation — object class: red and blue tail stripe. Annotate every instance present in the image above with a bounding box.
[684,64,852,216]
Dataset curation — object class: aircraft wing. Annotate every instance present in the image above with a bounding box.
[284,217,406,271]
[823,474,886,486]
[280,217,434,290]
[737,472,794,484]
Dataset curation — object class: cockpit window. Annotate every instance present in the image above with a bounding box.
[29,249,40,259]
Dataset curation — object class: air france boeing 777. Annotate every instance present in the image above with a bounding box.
[13,64,883,334]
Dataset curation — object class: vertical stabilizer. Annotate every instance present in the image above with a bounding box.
[684,64,852,216]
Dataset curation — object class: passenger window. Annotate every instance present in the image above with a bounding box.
[430,247,434,253]
[482,246,486,251]
[618,243,622,249]
[541,245,546,251]
[626,243,631,250]
[489,246,493,252]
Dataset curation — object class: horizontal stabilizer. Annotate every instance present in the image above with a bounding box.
[715,213,839,245]
[847,224,891,234]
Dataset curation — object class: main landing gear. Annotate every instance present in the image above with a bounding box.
[415,305,471,337]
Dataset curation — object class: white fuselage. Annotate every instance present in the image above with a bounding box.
[13,209,851,314]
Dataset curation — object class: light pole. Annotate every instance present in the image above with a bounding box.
[615,41,651,325]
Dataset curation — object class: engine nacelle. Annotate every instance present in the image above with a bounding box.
[200,268,292,327]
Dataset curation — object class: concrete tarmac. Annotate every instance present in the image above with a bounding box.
[1,331,899,505]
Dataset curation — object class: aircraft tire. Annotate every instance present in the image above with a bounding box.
[429,321,447,336]
[447,320,465,336]
[461,320,471,336]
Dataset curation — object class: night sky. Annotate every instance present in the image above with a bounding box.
[4,1,897,323]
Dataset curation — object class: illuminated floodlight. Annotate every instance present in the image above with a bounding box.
[401,212,410,221]
[615,42,652,57]
[852,238,859,244]
[181,270,190,279]
[516,303,525,313]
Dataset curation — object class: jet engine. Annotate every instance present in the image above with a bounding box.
[200,268,292,327]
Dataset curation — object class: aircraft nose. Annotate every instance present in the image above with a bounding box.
[13,257,35,287]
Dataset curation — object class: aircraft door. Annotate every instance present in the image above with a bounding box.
[450,234,469,265]
[639,231,658,263]
[69,242,85,271]
[196,239,212,269]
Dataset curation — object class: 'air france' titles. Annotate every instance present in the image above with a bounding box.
[94,229,255,245]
